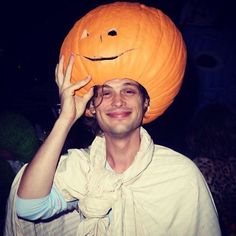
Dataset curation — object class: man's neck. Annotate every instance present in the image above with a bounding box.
[104,128,141,173]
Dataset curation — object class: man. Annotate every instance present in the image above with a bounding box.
[4,54,221,236]
[5,1,221,235]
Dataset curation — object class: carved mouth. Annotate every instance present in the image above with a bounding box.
[84,55,119,61]
[82,48,134,62]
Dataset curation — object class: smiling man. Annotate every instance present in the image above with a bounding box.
[5,55,220,236]
[4,2,221,236]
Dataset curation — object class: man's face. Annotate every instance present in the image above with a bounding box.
[92,79,147,138]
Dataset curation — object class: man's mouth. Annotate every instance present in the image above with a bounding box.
[107,111,132,119]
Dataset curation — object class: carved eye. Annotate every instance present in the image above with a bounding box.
[108,29,117,36]
[81,29,89,39]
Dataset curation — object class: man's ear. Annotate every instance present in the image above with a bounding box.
[143,98,150,115]
[85,102,96,117]
[144,98,149,109]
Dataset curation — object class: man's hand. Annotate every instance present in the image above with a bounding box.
[55,54,94,124]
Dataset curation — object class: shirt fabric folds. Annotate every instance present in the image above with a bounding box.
[4,127,221,236]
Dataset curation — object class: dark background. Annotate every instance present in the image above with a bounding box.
[0,0,236,155]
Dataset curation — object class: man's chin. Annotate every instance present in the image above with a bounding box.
[104,124,140,139]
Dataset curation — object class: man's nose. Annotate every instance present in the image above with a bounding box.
[111,94,125,107]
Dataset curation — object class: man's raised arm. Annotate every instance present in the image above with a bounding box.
[17,55,93,199]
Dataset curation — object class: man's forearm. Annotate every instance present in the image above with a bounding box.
[17,118,73,199]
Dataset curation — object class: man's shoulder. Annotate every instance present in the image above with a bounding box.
[140,144,209,197]
[151,144,199,175]
[153,144,189,161]
[59,147,91,165]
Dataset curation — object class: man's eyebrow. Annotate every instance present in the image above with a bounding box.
[101,82,139,88]
[123,82,139,87]
[101,84,112,89]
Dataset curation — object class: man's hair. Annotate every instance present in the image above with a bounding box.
[83,82,150,136]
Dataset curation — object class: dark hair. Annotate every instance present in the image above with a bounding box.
[186,104,236,160]
[83,82,150,136]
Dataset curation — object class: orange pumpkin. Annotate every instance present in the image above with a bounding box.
[60,2,187,123]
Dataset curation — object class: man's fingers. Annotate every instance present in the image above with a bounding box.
[55,64,59,85]
[64,54,75,86]
[55,55,65,86]
[77,75,92,88]
[60,76,92,97]
[74,87,94,116]
[69,75,92,92]
[58,55,64,76]
[83,86,94,102]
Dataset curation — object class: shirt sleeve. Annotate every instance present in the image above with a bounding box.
[16,185,78,220]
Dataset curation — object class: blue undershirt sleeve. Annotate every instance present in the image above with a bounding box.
[16,185,78,220]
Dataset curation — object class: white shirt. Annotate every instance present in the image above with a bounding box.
[4,127,221,236]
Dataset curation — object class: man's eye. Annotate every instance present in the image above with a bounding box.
[123,89,136,95]
[102,91,112,97]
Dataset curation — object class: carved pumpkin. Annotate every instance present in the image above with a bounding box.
[60,2,187,123]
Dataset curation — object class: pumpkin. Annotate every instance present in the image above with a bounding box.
[60,2,187,123]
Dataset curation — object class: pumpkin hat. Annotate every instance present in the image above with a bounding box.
[60,2,187,123]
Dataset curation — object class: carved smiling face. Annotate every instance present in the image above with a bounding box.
[60,2,187,123]
[80,29,135,61]
[60,2,164,87]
